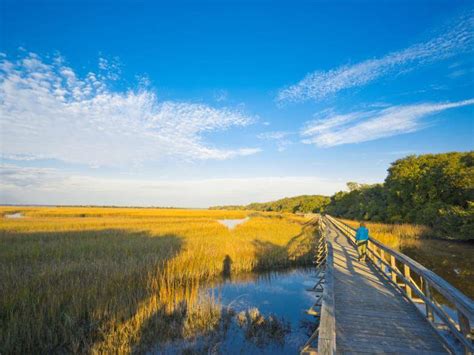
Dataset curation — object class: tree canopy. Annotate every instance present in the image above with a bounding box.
[326,152,473,240]
[211,195,330,214]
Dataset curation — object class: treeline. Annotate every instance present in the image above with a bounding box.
[326,152,473,240]
[212,152,473,240]
[211,195,330,214]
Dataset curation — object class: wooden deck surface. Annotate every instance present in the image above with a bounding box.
[326,222,451,354]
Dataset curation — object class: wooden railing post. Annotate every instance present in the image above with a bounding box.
[423,281,434,322]
[368,242,373,262]
[390,255,397,283]
[404,264,412,299]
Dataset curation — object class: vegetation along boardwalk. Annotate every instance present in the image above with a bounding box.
[302,215,473,354]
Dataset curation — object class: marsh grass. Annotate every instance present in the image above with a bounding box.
[236,308,290,347]
[340,218,430,249]
[0,207,316,353]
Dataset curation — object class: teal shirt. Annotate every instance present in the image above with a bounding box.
[355,226,369,242]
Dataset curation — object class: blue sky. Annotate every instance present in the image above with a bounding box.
[1,0,473,206]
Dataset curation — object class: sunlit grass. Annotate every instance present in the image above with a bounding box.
[0,206,316,353]
[340,218,429,249]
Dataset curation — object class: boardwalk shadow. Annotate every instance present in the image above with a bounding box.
[252,220,318,271]
[133,300,189,353]
[252,240,288,270]
[333,233,357,274]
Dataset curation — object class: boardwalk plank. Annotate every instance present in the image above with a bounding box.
[337,325,442,339]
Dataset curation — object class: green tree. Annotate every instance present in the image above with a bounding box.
[328,152,473,240]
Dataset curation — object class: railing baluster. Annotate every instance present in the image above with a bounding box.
[390,255,397,284]
[380,249,385,272]
[404,264,412,299]
[423,280,434,322]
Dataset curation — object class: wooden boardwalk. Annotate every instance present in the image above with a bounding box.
[325,221,451,354]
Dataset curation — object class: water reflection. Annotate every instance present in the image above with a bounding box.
[4,212,24,218]
[156,267,320,354]
[217,217,249,229]
[206,268,319,353]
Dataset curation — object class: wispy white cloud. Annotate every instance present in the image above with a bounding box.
[0,53,259,167]
[277,13,473,103]
[257,131,294,151]
[213,89,228,102]
[257,131,291,140]
[301,99,474,147]
[0,164,345,207]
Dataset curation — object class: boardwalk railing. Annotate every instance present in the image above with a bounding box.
[326,215,474,354]
[316,218,336,354]
[301,216,336,354]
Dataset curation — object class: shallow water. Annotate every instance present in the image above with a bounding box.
[217,217,249,229]
[4,212,24,219]
[157,268,320,354]
[210,268,318,353]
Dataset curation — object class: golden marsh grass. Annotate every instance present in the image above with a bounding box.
[0,207,316,353]
[340,218,429,249]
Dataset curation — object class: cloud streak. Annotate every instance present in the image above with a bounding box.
[0,53,259,167]
[277,13,473,103]
[257,131,294,152]
[301,99,474,147]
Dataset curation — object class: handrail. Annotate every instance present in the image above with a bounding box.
[326,214,474,354]
[317,220,336,354]
[301,215,336,354]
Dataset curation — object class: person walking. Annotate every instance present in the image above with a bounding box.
[355,222,369,261]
